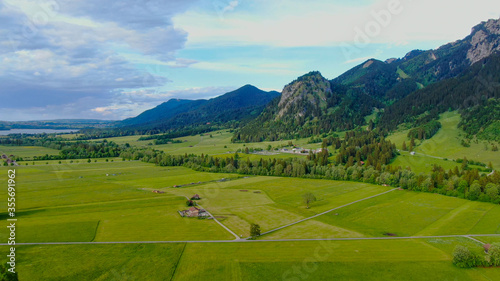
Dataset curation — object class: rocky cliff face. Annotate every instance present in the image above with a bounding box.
[467,18,500,64]
[276,71,331,119]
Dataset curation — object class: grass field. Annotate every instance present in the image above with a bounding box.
[4,237,499,280]
[0,163,237,242]
[263,190,500,239]
[415,112,500,169]
[387,111,499,172]
[2,159,500,279]
[0,145,60,158]
[165,176,391,237]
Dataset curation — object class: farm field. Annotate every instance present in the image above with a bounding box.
[3,237,499,280]
[88,129,321,157]
[265,191,500,239]
[0,145,60,158]
[2,159,500,279]
[0,163,237,242]
[164,177,391,237]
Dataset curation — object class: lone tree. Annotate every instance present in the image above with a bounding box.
[302,192,317,209]
[250,223,261,239]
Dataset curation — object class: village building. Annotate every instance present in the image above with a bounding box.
[191,194,201,200]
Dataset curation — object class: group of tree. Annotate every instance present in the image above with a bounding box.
[407,120,442,140]
[331,130,397,170]
[453,243,500,268]
[458,98,500,141]
[0,135,125,160]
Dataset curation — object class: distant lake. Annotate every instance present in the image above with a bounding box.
[0,129,79,135]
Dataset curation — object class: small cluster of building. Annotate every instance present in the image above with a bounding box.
[1,154,18,166]
[280,147,324,154]
[152,190,165,194]
[179,194,210,218]
[179,206,210,218]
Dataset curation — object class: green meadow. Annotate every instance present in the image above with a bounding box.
[0,145,60,158]
[164,177,390,237]
[388,111,499,172]
[4,237,499,281]
[415,112,500,168]
[267,191,500,239]
[1,132,500,280]
[0,163,237,243]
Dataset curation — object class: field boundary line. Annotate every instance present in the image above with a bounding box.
[20,195,176,212]
[90,220,100,242]
[169,243,187,281]
[257,188,398,238]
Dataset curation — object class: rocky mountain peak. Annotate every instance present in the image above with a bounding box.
[277,71,331,119]
[467,18,500,64]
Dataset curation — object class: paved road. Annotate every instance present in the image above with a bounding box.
[4,234,500,246]
[259,188,397,237]
[464,236,486,245]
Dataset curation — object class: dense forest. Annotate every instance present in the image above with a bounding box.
[379,54,500,131]
[459,98,500,141]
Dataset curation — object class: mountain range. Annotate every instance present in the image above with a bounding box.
[118,85,280,132]
[116,17,500,141]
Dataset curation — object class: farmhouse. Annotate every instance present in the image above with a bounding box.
[179,206,210,218]
[191,194,201,200]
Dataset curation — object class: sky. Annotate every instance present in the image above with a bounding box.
[0,0,499,121]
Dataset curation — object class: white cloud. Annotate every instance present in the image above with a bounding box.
[175,0,500,47]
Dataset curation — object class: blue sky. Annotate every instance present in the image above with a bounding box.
[1,0,499,121]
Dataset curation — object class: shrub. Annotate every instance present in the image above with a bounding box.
[489,243,500,266]
[453,245,480,268]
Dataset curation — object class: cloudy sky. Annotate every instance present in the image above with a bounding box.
[1,0,499,121]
